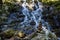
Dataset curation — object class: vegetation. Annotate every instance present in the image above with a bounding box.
[0,0,60,40]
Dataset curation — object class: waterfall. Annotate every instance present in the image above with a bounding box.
[1,0,52,35]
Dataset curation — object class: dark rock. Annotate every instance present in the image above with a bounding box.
[30,20,36,26]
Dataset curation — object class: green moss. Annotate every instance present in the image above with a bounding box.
[4,29,15,38]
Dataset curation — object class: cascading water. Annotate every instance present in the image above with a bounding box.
[1,0,52,35]
[20,0,43,30]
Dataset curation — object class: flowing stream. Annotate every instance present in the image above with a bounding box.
[1,0,53,35]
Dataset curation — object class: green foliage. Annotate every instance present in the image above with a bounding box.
[55,6,60,11]
[43,1,60,11]
[1,1,20,24]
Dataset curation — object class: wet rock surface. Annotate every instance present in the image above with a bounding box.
[1,0,60,40]
[42,4,60,38]
[0,29,57,40]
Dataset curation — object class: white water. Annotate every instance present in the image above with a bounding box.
[1,0,52,35]
[20,0,43,30]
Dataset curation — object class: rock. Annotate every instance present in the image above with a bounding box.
[0,37,1,40]
[31,29,57,40]
[37,23,42,31]
[3,29,15,38]
[8,37,14,40]
[30,20,36,26]
[18,31,25,38]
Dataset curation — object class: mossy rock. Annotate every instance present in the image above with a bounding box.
[48,32,57,40]
[4,29,15,38]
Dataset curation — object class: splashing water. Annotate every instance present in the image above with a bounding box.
[1,0,52,35]
[20,0,43,29]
